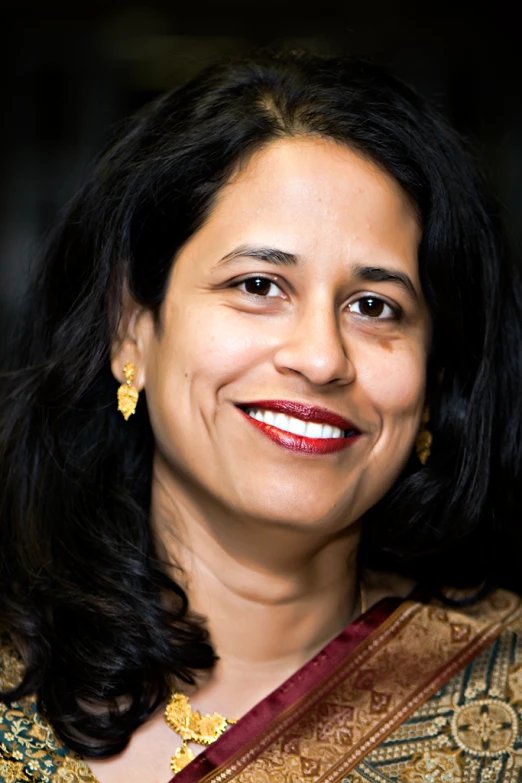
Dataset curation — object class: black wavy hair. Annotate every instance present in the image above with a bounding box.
[1,49,521,758]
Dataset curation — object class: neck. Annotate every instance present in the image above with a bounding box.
[152,454,362,714]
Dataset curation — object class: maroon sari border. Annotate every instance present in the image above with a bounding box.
[168,596,403,783]
[196,601,421,783]
[318,598,522,782]
[176,594,522,783]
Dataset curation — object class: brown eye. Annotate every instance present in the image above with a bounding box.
[359,297,384,317]
[240,277,281,297]
[348,297,397,320]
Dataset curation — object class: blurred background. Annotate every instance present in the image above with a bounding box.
[1,1,521,347]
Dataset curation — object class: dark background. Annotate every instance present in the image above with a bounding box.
[1,1,521,344]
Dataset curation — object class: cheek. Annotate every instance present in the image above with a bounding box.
[356,341,426,416]
[184,308,267,387]
[354,342,426,486]
[146,306,266,422]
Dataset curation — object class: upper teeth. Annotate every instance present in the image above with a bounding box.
[246,408,345,439]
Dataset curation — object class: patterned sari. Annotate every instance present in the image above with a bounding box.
[1,589,522,783]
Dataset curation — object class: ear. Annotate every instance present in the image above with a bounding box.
[110,289,155,390]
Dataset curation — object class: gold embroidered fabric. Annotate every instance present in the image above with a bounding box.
[1,591,522,783]
[0,637,99,783]
[198,590,522,783]
[344,610,522,783]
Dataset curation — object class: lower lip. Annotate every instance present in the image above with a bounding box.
[237,408,361,455]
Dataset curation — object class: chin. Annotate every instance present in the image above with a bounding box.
[233,496,358,533]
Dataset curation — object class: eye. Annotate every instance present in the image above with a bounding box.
[348,296,399,320]
[236,276,284,298]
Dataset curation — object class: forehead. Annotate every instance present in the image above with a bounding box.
[175,136,421,285]
[224,136,418,228]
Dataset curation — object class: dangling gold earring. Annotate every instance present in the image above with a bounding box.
[415,405,432,465]
[117,361,139,420]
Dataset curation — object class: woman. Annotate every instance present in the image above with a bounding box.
[1,49,522,783]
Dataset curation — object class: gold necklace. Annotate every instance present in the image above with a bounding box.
[165,581,367,774]
[164,692,237,774]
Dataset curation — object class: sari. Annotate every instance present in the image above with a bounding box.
[1,588,522,783]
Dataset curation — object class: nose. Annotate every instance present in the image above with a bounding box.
[273,299,355,387]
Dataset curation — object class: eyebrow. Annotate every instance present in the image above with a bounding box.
[215,245,299,268]
[215,244,418,301]
[352,263,418,301]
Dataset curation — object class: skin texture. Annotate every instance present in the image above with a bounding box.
[94,137,430,783]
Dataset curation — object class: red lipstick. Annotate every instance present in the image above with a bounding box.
[235,400,361,456]
[238,400,358,430]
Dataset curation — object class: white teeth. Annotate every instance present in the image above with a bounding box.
[286,417,307,436]
[273,413,289,431]
[305,422,323,439]
[264,410,275,426]
[246,408,345,439]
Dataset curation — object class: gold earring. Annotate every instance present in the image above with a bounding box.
[415,405,432,465]
[117,361,139,420]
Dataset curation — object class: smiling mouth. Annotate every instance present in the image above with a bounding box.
[243,407,355,438]
[235,402,361,455]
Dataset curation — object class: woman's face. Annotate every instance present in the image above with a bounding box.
[115,137,430,533]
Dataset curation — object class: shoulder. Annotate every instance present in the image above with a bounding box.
[356,588,522,783]
[424,587,522,703]
[491,589,522,701]
[463,586,522,636]
[434,586,522,646]
[0,636,97,783]
[0,634,25,692]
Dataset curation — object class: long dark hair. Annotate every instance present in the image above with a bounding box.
[1,50,521,758]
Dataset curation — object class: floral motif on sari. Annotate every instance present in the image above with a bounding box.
[0,637,98,783]
[345,612,522,783]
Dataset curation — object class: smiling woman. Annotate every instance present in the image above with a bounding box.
[1,50,522,783]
